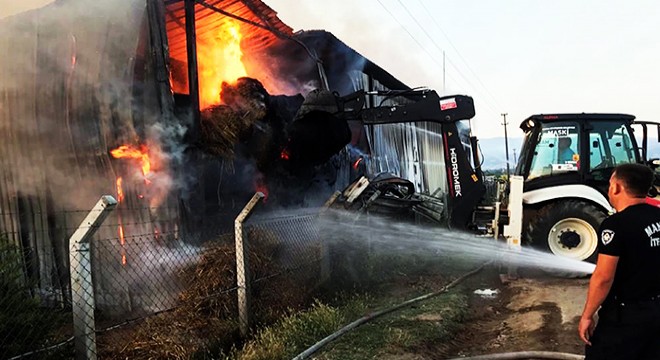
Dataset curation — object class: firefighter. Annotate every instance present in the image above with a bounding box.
[558,137,575,163]
[578,163,660,359]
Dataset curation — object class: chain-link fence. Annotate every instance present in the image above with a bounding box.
[1,188,496,359]
[0,241,74,359]
[1,193,332,359]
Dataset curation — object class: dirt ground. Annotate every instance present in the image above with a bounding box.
[439,267,590,359]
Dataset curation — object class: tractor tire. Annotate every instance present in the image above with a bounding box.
[525,200,606,263]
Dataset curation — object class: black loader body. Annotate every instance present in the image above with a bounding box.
[299,89,486,229]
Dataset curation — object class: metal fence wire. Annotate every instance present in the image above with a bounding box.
[0,243,74,360]
[1,195,329,359]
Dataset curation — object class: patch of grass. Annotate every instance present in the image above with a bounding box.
[231,297,370,360]
[230,288,468,360]
[316,291,468,360]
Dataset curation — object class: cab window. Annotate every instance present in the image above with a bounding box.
[528,122,580,179]
[589,121,636,179]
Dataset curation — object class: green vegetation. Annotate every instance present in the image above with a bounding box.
[229,290,468,360]
[233,297,367,360]
[0,240,69,358]
[318,292,467,359]
[228,245,476,360]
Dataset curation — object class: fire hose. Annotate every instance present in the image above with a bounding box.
[291,261,492,360]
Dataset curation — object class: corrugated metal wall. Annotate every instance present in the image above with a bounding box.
[336,73,447,196]
[0,0,179,306]
[364,80,447,195]
[366,121,447,194]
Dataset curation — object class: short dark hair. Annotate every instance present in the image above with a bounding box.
[613,163,654,198]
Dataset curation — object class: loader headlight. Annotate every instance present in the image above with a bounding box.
[526,119,535,128]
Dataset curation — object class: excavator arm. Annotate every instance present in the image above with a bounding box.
[297,88,486,228]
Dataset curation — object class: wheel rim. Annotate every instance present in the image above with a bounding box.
[548,218,597,260]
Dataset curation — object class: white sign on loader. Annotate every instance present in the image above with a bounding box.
[503,175,524,280]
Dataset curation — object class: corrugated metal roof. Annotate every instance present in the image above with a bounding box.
[165,0,294,63]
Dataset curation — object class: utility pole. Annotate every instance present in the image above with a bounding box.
[502,113,510,179]
[442,51,446,94]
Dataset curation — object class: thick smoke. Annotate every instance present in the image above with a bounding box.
[0,1,373,231]
[0,0,153,210]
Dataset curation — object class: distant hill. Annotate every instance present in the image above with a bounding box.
[476,137,524,170]
[477,136,660,170]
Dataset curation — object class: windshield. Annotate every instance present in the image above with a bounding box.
[528,121,580,180]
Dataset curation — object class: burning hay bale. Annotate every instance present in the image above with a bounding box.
[220,77,269,117]
[200,104,253,158]
[100,228,316,359]
[200,77,270,158]
[199,77,351,171]
[198,77,352,209]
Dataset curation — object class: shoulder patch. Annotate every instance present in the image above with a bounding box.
[601,229,615,245]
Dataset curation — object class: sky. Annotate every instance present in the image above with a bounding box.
[264,0,660,138]
[3,0,660,139]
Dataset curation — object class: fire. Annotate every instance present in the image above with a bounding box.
[280,148,290,161]
[118,224,125,247]
[197,19,248,109]
[116,177,125,202]
[115,176,127,266]
[110,144,151,182]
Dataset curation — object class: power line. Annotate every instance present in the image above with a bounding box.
[416,0,504,110]
[394,1,480,93]
[373,1,459,87]
[394,0,501,114]
[374,0,500,116]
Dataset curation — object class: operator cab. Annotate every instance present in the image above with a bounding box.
[516,114,640,198]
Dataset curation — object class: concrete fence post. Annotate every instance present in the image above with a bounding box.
[69,196,117,360]
[235,192,265,337]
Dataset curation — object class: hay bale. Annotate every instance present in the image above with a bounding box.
[199,78,270,158]
[200,105,250,158]
[178,229,281,318]
[100,228,316,358]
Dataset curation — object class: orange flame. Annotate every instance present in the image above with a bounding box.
[116,176,127,266]
[111,144,151,182]
[116,177,125,203]
[197,20,248,109]
[118,223,125,246]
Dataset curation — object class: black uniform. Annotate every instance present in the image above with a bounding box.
[586,203,660,360]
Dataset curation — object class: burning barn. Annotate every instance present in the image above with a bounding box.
[0,0,450,314]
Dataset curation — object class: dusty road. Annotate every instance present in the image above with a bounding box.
[441,269,589,359]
